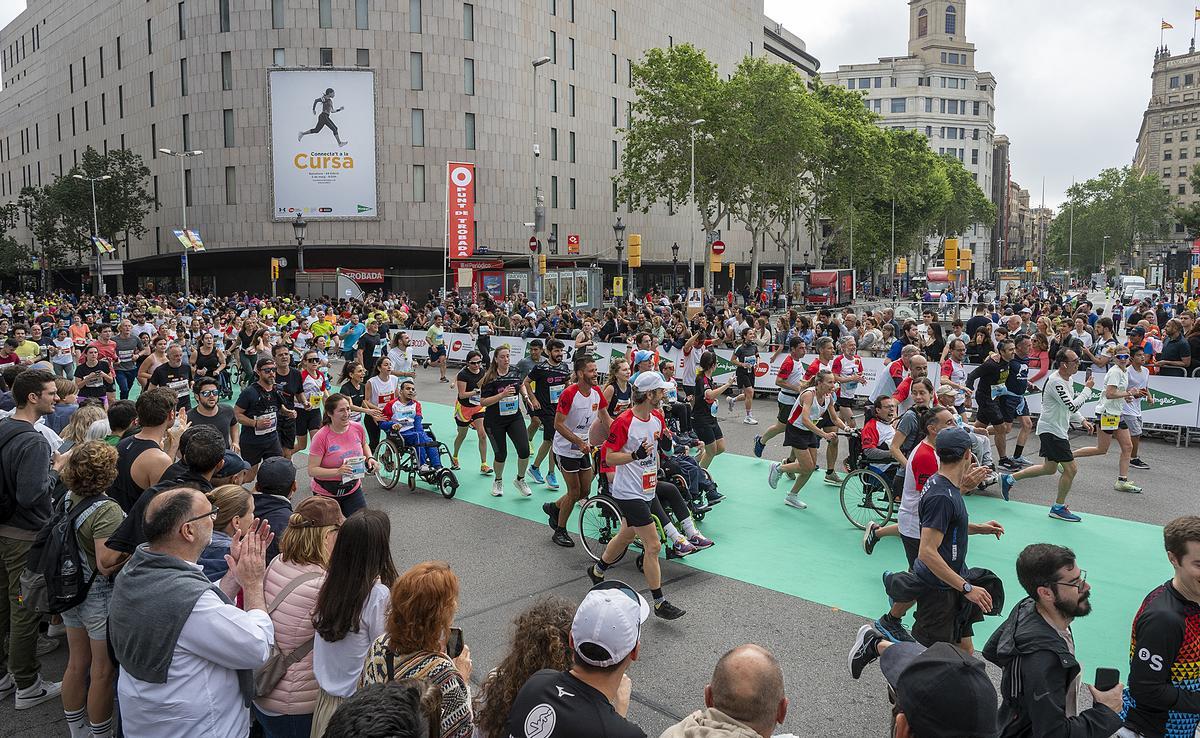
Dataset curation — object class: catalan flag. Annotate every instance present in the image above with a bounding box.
[1163,20,1175,29]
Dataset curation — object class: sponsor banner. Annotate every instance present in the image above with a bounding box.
[307,268,384,283]
[91,236,116,254]
[269,69,377,220]
[173,229,205,252]
[446,161,476,259]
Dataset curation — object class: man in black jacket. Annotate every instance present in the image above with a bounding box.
[983,543,1124,737]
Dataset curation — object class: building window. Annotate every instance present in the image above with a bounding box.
[411,52,423,89]
[847,79,854,89]
[178,1,186,39]
[971,149,978,164]
[1166,133,1175,143]
[357,0,369,29]
[550,127,558,160]
[410,0,421,32]
[272,0,284,28]
[83,56,88,86]
[569,177,576,209]
[221,51,232,90]
[945,4,956,35]
[320,48,333,66]
[550,79,557,111]
[118,85,124,118]
[611,97,617,126]
[223,109,234,146]
[858,77,869,88]
[874,76,882,88]
[182,113,190,150]
[1165,168,1173,177]
[941,51,947,63]
[569,131,576,162]
[890,98,906,113]
[356,48,369,66]
[151,123,157,156]
[225,166,236,204]
[273,48,285,65]
[1180,183,1188,195]
[569,37,575,70]
[184,168,193,207]
[100,93,106,125]
[568,84,575,116]
[219,0,230,32]
[612,53,617,83]
[1165,151,1174,160]
[147,18,152,53]
[100,47,106,78]
[551,175,559,208]
[612,139,618,169]
[1185,131,1192,142]
[550,0,556,15]
[463,3,474,40]
[413,164,425,202]
[612,181,618,212]
[319,0,332,28]
[612,8,617,39]
[550,30,556,64]
[464,58,475,95]
[917,8,928,37]
[117,35,122,69]
[465,112,476,149]
[925,125,932,137]
[411,108,424,146]
[1171,76,1181,89]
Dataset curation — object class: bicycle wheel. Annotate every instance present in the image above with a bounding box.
[578,496,628,565]
[374,440,402,490]
[839,468,895,530]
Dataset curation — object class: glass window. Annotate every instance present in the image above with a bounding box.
[941,52,947,63]
[1171,76,1181,89]
[550,127,558,160]
[149,71,155,107]
[568,84,575,116]
[356,0,369,29]
[569,177,576,209]
[320,48,333,66]
[178,2,186,40]
[874,77,881,88]
[847,79,854,90]
[611,8,617,39]
[465,112,476,150]
[411,109,424,146]
[463,3,474,40]
[569,37,575,70]
[273,48,285,65]
[410,52,423,89]
[410,0,421,33]
[551,175,559,208]
[550,79,557,112]
[890,98,906,113]
[219,0,230,32]
[464,58,475,95]
[971,149,978,164]
[182,113,190,151]
[184,168,193,207]
[223,109,234,146]
[569,131,576,162]
[356,48,369,66]
[611,97,617,126]
[1164,168,1172,178]
[180,58,188,96]
[1180,183,1188,195]
[272,0,284,28]
[118,86,123,118]
[945,4,956,34]
[612,140,618,169]
[319,0,331,28]
[612,54,617,83]
[858,77,869,88]
[550,30,556,64]
[225,166,236,205]
[221,51,232,90]
[924,97,932,112]
[917,8,928,37]
[413,164,425,202]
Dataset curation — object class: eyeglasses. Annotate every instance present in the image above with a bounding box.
[260,366,277,373]
[183,506,219,525]
[467,359,482,365]
[1051,570,1087,592]
[198,390,219,397]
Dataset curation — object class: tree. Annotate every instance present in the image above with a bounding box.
[1172,163,1200,240]
[935,153,996,240]
[0,201,26,278]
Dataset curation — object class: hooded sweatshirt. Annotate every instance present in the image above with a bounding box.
[0,416,58,538]
[982,597,1123,738]
[659,707,764,738]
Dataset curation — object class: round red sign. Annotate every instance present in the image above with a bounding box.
[711,240,726,255]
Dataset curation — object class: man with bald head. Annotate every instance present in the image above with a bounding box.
[661,644,788,738]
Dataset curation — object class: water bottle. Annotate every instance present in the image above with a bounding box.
[60,559,78,598]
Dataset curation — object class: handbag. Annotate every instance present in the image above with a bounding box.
[253,569,323,697]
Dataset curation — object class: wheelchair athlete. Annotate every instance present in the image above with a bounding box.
[379,378,443,473]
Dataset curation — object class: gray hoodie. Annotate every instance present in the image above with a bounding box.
[0,417,58,539]
[659,708,764,738]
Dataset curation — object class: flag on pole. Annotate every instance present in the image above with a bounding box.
[1194,8,1199,20]
[1163,20,1175,29]
[90,236,115,254]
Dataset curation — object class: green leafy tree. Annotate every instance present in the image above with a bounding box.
[1172,163,1200,240]
[935,154,996,240]
[0,201,26,278]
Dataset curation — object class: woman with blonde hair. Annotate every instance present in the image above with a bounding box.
[58,404,108,455]
[198,484,255,581]
[359,560,473,738]
[253,496,345,738]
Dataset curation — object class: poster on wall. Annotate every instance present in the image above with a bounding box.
[560,271,574,306]
[574,271,590,307]
[544,273,559,307]
[269,69,377,220]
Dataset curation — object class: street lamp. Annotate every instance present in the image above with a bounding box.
[72,173,112,295]
[548,232,558,255]
[159,147,204,297]
[1102,234,1110,277]
[688,118,705,291]
[671,241,680,296]
[292,212,307,273]
[531,56,552,306]
[613,216,626,303]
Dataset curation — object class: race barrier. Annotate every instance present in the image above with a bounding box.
[405,332,1200,430]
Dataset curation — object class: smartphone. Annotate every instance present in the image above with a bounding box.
[1095,667,1120,692]
[447,626,464,658]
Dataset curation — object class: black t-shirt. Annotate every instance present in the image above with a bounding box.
[456,368,483,407]
[733,342,758,370]
[236,382,282,445]
[692,373,718,425]
[187,404,237,448]
[481,368,526,421]
[274,367,303,417]
[339,380,365,411]
[358,331,385,373]
[503,669,645,738]
[150,362,194,408]
[964,315,991,340]
[529,361,571,415]
[106,471,213,555]
[77,360,113,397]
[913,473,969,588]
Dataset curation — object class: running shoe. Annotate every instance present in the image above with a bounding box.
[979,471,999,490]
[767,462,783,490]
[0,673,13,701]
[688,499,713,516]
[862,521,880,556]
[1114,479,1143,494]
[514,478,533,497]
[450,456,461,470]
[727,395,736,413]
[688,533,715,549]
[490,480,504,497]
[743,415,758,425]
[671,539,697,556]
[480,463,493,476]
[1129,457,1151,470]
[784,494,807,510]
[542,501,559,529]
[706,490,725,505]
[528,466,545,484]
[551,528,575,547]
[545,470,560,490]
[587,564,605,585]
[824,470,843,486]
[1011,455,1035,467]
[14,675,62,710]
[1000,473,1014,502]
[873,613,915,643]
[418,463,432,475]
[849,624,885,679]
[439,377,449,383]
[753,435,766,458]
[35,634,60,656]
[654,600,686,620]
[46,622,65,638]
[1048,504,1082,523]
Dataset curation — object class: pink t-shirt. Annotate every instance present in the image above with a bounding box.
[309,423,367,496]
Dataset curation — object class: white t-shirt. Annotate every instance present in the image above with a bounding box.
[1099,366,1127,417]
[602,409,666,501]
[387,346,414,375]
[1123,365,1149,418]
[553,384,600,458]
[366,374,399,407]
[313,582,390,699]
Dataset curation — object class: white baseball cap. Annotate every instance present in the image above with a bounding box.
[633,371,670,393]
[572,581,649,667]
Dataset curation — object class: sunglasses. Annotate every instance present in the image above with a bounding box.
[260,366,277,373]
[198,390,219,397]
[183,505,219,525]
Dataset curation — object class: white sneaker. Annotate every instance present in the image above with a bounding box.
[742,415,758,425]
[727,396,736,412]
[0,673,13,700]
[491,480,504,497]
[14,675,62,710]
[784,494,808,510]
[514,478,532,497]
[46,622,66,638]
[768,462,782,489]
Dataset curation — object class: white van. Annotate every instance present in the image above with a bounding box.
[1120,276,1146,300]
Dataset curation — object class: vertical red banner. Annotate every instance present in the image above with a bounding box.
[447,161,476,259]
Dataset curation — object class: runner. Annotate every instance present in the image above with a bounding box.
[113,320,141,400]
[233,356,289,477]
[753,336,806,458]
[1000,335,1035,468]
[766,369,850,510]
[1124,345,1153,470]
[363,356,398,452]
[542,354,600,548]
[726,327,760,425]
[293,348,330,455]
[1073,348,1144,493]
[425,312,448,382]
[691,352,735,469]
[525,339,571,491]
[588,371,686,620]
[478,345,534,498]
[517,340,547,454]
[832,335,866,430]
[271,343,303,459]
[802,337,847,485]
[451,350,491,475]
[148,343,193,410]
[967,338,1016,468]
[938,338,973,417]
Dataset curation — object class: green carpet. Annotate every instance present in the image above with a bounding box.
[397,400,1164,677]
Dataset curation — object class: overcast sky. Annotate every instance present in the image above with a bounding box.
[768,0,1200,211]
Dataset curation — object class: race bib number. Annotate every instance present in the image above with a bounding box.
[549,384,564,403]
[118,349,134,362]
[373,343,384,358]
[499,396,519,416]
[169,379,189,397]
[308,392,323,409]
[642,471,657,493]
[256,411,278,436]
[665,387,678,403]
[1100,414,1120,431]
[710,401,719,416]
[396,407,416,431]
[469,392,481,406]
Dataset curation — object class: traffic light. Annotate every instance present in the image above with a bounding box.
[1025,260,1034,273]
[710,250,723,272]
[271,258,280,280]
[538,253,547,275]
[628,234,642,268]
[728,262,735,278]
[944,238,958,271]
[897,257,908,275]
[959,247,972,273]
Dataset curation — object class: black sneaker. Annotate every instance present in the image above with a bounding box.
[849,624,885,679]
[863,521,880,556]
[542,501,559,529]
[1129,457,1151,470]
[586,564,605,585]
[654,600,686,620]
[998,457,1020,471]
[552,528,575,548]
[688,499,713,516]
[874,613,915,643]
[706,490,725,505]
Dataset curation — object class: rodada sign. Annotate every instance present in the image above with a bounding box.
[446,162,476,259]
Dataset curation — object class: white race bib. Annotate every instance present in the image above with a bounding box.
[256,411,277,436]
[499,396,519,416]
[549,384,564,403]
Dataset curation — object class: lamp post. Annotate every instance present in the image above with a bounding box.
[613,216,626,303]
[548,232,558,255]
[531,55,551,306]
[158,147,204,296]
[688,118,704,291]
[72,173,112,295]
[1102,234,1110,282]
[671,241,680,296]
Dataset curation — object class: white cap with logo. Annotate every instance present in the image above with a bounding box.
[571,581,650,667]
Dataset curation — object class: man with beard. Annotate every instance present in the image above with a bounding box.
[982,544,1124,737]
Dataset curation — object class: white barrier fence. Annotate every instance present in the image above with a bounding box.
[407,333,1200,429]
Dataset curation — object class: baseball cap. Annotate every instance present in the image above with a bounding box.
[571,581,649,667]
[255,356,276,370]
[882,642,998,738]
[219,451,251,478]
[1019,307,1032,314]
[256,456,297,493]
[633,349,655,366]
[1128,325,1146,336]
[633,371,671,393]
[290,495,344,528]
[934,426,974,455]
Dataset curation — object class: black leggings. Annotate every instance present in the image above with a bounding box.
[667,402,692,433]
[306,112,339,136]
[365,416,381,451]
[651,481,690,526]
[485,415,530,463]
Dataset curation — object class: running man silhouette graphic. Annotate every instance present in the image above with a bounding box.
[298,87,349,147]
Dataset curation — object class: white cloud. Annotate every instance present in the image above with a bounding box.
[0,1,26,32]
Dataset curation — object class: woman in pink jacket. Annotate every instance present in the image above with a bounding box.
[252,495,345,737]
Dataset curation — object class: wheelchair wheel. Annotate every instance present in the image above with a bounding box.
[437,470,458,499]
[636,553,645,572]
[229,362,241,388]
[374,440,402,490]
[578,496,627,565]
[839,468,895,530]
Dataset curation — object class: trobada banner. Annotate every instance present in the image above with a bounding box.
[447,162,476,260]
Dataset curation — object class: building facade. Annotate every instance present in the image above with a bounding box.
[819,0,997,279]
[0,0,814,296]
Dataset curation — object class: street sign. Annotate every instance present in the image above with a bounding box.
[529,236,539,252]
[711,240,726,255]
[567,234,580,255]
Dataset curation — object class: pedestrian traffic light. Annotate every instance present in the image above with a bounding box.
[728,262,735,278]
[710,250,723,272]
[1025,260,1034,272]
[271,258,280,280]
[959,247,972,271]
[538,253,547,275]
[628,234,642,268]
[944,238,958,271]
[897,257,908,275]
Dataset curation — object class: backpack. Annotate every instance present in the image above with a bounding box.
[19,495,113,615]
[0,419,43,525]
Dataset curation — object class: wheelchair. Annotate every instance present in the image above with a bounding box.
[374,422,459,498]
[217,368,235,401]
[837,429,898,530]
